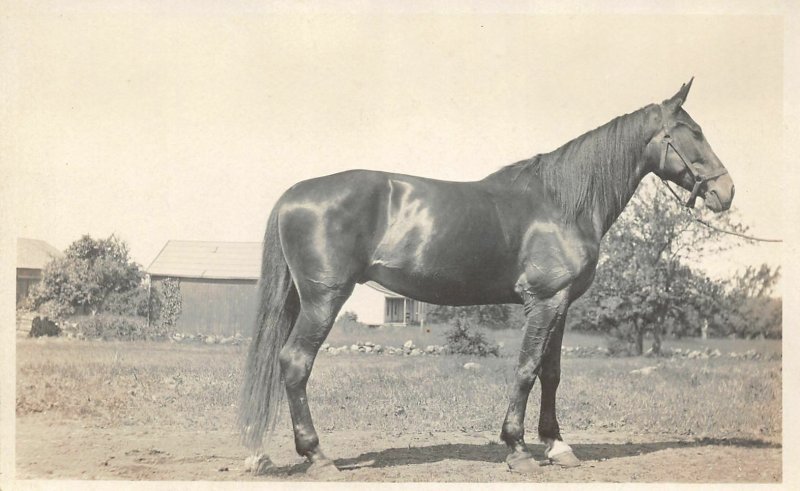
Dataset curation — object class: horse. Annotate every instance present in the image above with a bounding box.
[238,79,735,477]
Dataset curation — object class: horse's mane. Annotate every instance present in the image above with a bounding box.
[485,104,654,226]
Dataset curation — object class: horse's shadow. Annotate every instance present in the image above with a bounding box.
[268,437,780,476]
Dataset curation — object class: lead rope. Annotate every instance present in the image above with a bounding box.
[660,179,783,243]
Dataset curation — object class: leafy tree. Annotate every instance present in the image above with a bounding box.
[719,265,782,339]
[579,177,776,354]
[30,235,145,318]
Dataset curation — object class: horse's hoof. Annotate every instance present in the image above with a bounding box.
[549,450,581,468]
[245,454,274,476]
[307,459,342,480]
[506,451,541,474]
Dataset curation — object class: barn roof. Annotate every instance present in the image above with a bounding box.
[147,241,262,280]
[17,238,63,270]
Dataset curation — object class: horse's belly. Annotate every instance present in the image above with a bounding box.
[364,257,520,306]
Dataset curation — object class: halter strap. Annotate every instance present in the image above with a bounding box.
[658,121,728,209]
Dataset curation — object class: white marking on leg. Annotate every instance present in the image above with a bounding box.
[544,439,573,458]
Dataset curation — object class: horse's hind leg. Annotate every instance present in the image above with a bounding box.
[279,281,353,478]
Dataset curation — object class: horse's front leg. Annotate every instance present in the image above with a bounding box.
[538,311,581,468]
[501,289,569,474]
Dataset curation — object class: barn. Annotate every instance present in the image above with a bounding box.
[147,241,261,337]
[147,240,426,336]
[16,238,63,306]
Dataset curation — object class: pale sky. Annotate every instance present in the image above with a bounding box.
[1,5,786,286]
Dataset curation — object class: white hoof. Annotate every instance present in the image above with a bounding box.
[544,440,581,468]
[245,454,274,475]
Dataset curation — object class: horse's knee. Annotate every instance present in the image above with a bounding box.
[514,364,538,390]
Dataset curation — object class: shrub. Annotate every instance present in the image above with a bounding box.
[334,311,366,333]
[155,278,182,331]
[104,285,162,319]
[444,317,500,357]
[427,304,519,330]
[29,317,61,338]
[75,314,165,341]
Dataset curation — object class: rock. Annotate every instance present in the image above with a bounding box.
[321,343,330,351]
[688,350,701,359]
[710,349,722,358]
[205,335,217,344]
[425,345,436,353]
[364,346,373,353]
[630,366,658,375]
[374,344,383,353]
[463,362,481,370]
[403,340,415,350]
[365,341,375,347]
[350,344,359,351]
[410,348,422,356]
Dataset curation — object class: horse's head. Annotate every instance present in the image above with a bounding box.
[647,78,735,212]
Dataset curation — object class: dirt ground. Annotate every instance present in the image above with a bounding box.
[16,414,781,483]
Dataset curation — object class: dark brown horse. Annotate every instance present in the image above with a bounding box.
[239,79,734,477]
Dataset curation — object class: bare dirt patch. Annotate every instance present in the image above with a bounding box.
[15,337,781,483]
[17,414,780,482]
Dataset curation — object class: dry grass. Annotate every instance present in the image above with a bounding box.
[17,332,781,446]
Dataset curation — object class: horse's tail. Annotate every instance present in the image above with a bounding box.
[238,205,299,450]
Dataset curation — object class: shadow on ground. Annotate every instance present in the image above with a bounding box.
[265,438,781,476]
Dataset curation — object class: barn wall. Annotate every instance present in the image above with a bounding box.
[172,278,258,337]
[16,268,42,306]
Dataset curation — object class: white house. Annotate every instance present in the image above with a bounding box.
[341,281,427,327]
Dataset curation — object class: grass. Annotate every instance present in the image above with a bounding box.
[17,332,782,444]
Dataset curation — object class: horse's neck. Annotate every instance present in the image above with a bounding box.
[592,162,651,239]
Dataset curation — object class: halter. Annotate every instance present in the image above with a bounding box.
[658,114,729,209]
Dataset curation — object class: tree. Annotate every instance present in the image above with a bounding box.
[719,265,782,339]
[30,235,145,318]
[579,177,774,354]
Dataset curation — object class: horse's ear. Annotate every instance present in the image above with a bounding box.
[663,77,694,113]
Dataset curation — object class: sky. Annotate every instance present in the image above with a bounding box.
[1,4,787,289]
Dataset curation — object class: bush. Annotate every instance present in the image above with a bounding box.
[104,285,161,319]
[427,304,519,330]
[444,317,500,357]
[75,314,165,341]
[334,311,366,333]
[155,278,182,331]
[29,317,61,338]
[605,336,636,357]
